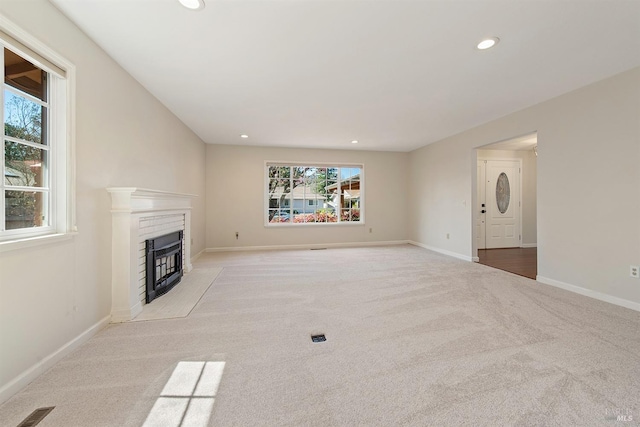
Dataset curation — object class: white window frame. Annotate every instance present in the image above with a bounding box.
[264,161,364,227]
[0,16,76,251]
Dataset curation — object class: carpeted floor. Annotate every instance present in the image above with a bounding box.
[1,245,638,426]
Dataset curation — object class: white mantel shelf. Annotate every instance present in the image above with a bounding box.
[107,187,197,213]
[107,187,197,322]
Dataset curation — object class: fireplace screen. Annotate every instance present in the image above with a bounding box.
[146,230,184,303]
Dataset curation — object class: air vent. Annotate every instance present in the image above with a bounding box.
[16,407,54,427]
[310,248,327,251]
[311,334,326,342]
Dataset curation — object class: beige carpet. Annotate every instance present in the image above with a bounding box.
[0,245,638,426]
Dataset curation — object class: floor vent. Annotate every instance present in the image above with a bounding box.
[311,334,326,342]
[17,407,54,427]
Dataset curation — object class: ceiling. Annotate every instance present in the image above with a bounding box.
[49,0,640,152]
[482,132,537,151]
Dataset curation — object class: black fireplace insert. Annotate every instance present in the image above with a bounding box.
[145,230,183,303]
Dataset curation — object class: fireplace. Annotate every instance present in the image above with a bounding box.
[107,187,195,322]
[146,230,184,303]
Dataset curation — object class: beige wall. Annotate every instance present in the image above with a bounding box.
[476,149,537,246]
[206,144,409,249]
[409,67,640,306]
[0,0,206,397]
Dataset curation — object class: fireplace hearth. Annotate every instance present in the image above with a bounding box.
[146,230,184,303]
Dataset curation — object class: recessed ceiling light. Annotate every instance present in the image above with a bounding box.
[351,140,358,144]
[240,134,249,138]
[477,37,500,50]
[178,0,205,10]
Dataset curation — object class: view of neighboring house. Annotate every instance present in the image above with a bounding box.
[269,184,328,222]
[268,171,361,223]
[325,172,361,211]
[4,167,23,185]
[3,166,39,229]
[288,184,326,214]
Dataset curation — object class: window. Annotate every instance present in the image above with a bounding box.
[266,163,363,225]
[3,49,49,232]
[1,20,75,247]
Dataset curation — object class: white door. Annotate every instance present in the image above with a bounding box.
[477,161,486,249]
[478,160,521,249]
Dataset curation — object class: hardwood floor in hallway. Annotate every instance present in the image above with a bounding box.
[477,247,537,279]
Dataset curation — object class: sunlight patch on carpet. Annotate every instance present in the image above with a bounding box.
[142,361,225,427]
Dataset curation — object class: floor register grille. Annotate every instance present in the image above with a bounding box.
[16,407,54,427]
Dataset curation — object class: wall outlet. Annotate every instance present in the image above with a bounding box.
[631,265,639,278]
[446,233,450,239]
[369,228,372,233]
[235,232,239,240]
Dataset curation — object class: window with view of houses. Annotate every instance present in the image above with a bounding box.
[266,164,362,224]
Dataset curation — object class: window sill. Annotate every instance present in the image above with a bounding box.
[265,222,365,228]
[0,231,77,253]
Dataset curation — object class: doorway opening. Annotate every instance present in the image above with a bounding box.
[474,132,537,279]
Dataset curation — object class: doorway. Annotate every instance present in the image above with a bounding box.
[474,133,537,279]
[477,159,521,249]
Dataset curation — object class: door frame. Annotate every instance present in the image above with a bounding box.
[477,157,523,250]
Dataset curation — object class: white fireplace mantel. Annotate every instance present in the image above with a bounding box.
[107,187,197,322]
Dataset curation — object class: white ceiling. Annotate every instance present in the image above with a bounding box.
[482,132,537,151]
[49,0,640,152]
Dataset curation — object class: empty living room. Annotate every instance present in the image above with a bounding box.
[0,0,638,426]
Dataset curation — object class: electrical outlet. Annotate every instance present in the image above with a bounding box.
[446,233,450,239]
[235,232,239,240]
[631,265,639,278]
[369,228,372,233]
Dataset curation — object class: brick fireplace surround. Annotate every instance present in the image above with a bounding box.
[107,188,196,322]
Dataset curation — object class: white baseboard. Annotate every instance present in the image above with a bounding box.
[472,256,480,262]
[408,241,474,262]
[191,249,205,263]
[206,240,410,253]
[521,243,538,248]
[110,302,142,323]
[0,315,111,405]
[537,276,640,312]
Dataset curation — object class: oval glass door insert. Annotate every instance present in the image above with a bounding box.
[496,172,510,214]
